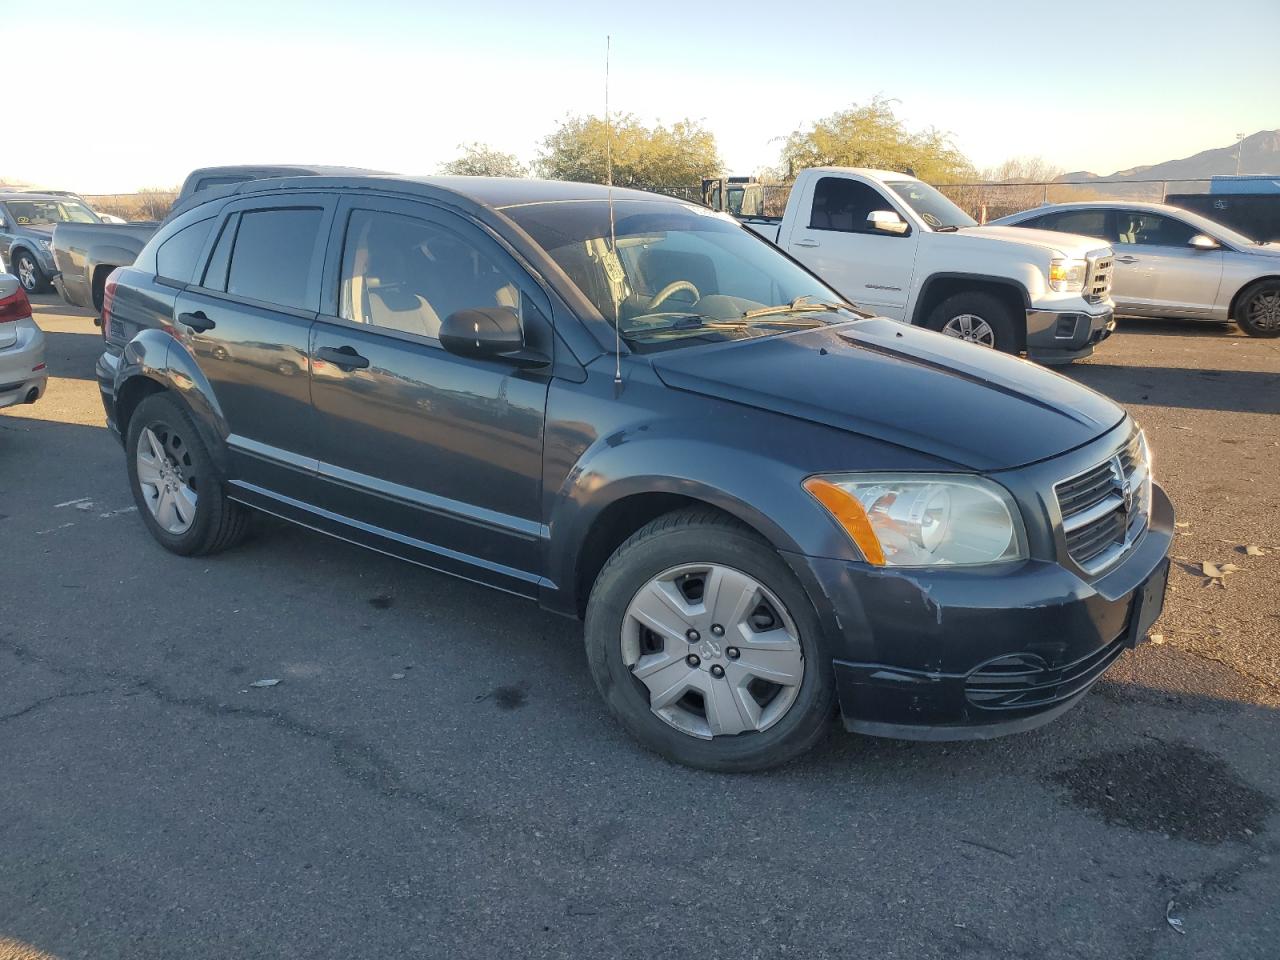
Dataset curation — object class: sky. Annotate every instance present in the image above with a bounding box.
[15,0,1280,193]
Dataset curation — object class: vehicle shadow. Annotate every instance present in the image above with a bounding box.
[35,329,103,383]
[1064,360,1280,415]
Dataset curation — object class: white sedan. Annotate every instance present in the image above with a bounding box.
[0,272,47,409]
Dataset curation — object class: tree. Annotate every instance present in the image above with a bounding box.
[536,114,721,194]
[775,97,974,184]
[439,143,527,178]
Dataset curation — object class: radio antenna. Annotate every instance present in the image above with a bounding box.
[606,35,621,386]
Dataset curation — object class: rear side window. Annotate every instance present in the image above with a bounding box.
[155,217,214,282]
[201,215,238,291]
[809,177,890,233]
[1037,209,1110,239]
[226,208,323,310]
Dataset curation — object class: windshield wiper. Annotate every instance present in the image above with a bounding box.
[741,295,858,320]
[933,225,961,233]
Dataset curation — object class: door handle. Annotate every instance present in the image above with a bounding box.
[315,345,370,370]
[1115,256,1139,264]
[178,310,216,332]
[794,238,821,248]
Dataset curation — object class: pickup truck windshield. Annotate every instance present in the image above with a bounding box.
[885,181,976,231]
[4,198,100,225]
[504,198,848,349]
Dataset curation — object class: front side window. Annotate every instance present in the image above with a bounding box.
[1115,211,1197,247]
[1038,209,1110,239]
[504,198,851,350]
[2,198,100,225]
[225,207,323,310]
[809,178,892,233]
[155,217,214,282]
[339,209,521,340]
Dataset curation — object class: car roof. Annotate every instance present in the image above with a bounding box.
[186,164,386,180]
[0,192,74,201]
[1007,199,1184,217]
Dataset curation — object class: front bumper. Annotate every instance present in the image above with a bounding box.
[787,483,1173,741]
[0,318,48,409]
[1025,306,1115,364]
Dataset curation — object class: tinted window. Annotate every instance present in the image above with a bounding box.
[1115,211,1197,247]
[155,217,214,282]
[809,177,894,233]
[226,208,323,310]
[1039,209,1110,239]
[194,175,255,194]
[339,209,522,340]
[201,215,238,290]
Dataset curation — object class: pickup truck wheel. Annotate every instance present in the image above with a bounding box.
[926,292,1018,353]
[584,508,835,772]
[1236,280,1280,338]
[126,393,249,556]
[14,251,49,293]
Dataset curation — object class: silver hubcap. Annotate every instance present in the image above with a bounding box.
[136,424,198,535]
[1247,290,1280,331]
[17,257,36,290]
[942,313,995,346]
[622,563,804,740]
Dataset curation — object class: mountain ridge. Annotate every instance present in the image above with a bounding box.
[1058,130,1280,183]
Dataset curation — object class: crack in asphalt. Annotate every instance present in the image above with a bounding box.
[0,686,114,724]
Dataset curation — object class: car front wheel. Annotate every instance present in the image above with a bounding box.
[14,251,49,293]
[1236,280,1280,338]
[925,291,1018,354]
[584,508,835,771]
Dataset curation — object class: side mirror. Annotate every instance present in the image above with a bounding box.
[867,210,909,235]
[439,307,549,368]
[1188,233,1220,251]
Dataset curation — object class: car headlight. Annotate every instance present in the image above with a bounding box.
[1048,257,1087,293]
[804,473,1027,567]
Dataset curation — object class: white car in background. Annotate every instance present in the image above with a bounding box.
[0,272,47,409]
[993,201,1280,337]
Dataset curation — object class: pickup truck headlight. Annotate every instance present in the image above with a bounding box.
[804,473,1027,566]
[1048,257,1087,293]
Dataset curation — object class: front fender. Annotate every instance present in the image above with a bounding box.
[116,328,230,472]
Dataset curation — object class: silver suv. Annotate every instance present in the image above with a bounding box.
[993,201,1280,337]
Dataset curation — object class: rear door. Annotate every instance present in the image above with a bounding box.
[306,196,553,594]
[783,175,917,318]
[172,193,334,490]
[1110,209,1224,317]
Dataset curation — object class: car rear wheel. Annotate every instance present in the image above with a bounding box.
[925,291,1018,354]
[584,508,835,771]
[14,251,49,294]
[126,393,249,556]
[1236,280,1280,338]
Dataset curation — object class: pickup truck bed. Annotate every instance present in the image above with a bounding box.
[52,222,158,311]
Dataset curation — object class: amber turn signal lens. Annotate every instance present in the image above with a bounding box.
[803,477,886,566]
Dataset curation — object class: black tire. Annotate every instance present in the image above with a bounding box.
[584,508,835,772]
[924,291,1019,354]
[13,250,50,294]
[125,393,249,556]
[1234,280,1280,338]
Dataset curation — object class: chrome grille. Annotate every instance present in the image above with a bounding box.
[1055,431,1150,574]
[1084,250,1113,304]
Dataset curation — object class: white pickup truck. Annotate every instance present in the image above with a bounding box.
[742,168,1117,363]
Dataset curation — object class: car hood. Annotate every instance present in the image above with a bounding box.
[1247,241,1280,257]
[650,318,1126,471]
[953,223,1107,257]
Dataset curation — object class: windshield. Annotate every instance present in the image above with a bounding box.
[1169,206,1262,247]
[3,198,100,226]
[885,181,976,230]
[504,198,854,349]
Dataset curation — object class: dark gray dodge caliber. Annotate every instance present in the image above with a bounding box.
[96,175,1173,771]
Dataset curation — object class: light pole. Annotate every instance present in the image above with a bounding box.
[1236,133,1246,177]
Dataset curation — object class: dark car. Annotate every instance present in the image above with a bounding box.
[96,175,1173,771]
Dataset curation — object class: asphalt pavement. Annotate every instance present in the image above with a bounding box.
[1,295,1277,960]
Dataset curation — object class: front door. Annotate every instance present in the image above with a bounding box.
[174,194,334,491]
[783,175,917,318]
[1111,209,1224,317]
[307,197,552,595]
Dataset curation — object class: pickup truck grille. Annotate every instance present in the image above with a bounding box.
[1084,251,1113,304]
[1055,430,1150,575]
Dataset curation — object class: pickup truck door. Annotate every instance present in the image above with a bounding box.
[781,175,917,319]
[1111,209,1224,317]
[306,196,551,596]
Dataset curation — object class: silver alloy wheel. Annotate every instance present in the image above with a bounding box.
[941,313,996,346]
[621,563,805,740]
[135,424,198,535]
[1246,289,1280,331]
[16,255,37,291]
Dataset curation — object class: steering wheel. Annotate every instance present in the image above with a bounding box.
[647,280,700,312]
